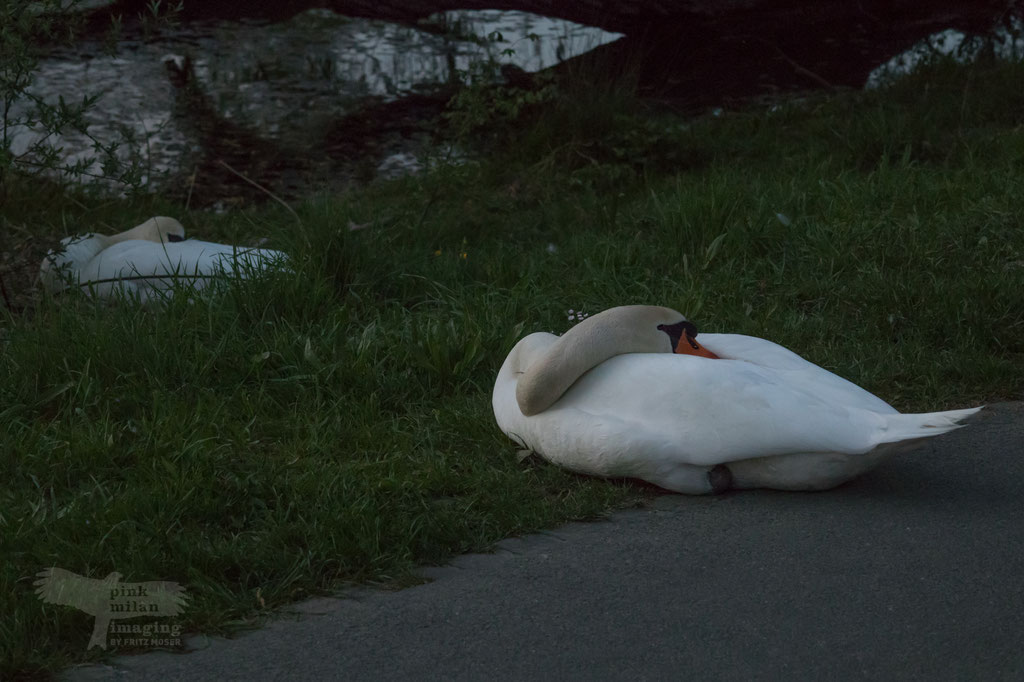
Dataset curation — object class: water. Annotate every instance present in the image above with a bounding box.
[12,8,1019,195]
[866,19,1024,88]
[8,9,622,191]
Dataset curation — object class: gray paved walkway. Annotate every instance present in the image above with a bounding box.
[67,402,1024,681]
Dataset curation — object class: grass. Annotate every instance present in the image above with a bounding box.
[3,55,1024,677]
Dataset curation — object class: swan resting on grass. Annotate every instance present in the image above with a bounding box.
[39,216,288,303]
[492,305,983,494]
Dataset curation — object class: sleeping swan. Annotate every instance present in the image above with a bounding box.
[40,216,288,303]
[492,305,983,494]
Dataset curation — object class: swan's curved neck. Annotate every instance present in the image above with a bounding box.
[515,306,676,416]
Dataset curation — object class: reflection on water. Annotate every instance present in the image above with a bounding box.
[17,5,1015,193]
[9,9,622,190]
[866,20,1024,88]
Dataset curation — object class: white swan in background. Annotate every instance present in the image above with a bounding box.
[40,216,288,303]
[492,305,983,494]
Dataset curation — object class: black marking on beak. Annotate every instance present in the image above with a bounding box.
[657,320,700,351]
[167,233,185,243]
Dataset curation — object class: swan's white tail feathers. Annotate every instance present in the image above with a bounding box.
[877,406,984,445]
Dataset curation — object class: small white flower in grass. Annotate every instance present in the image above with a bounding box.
[567,309,591,323]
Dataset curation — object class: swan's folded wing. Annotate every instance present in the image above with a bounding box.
[541,354,895,467]
[698,333,897,414]
[78,241,287,283]
[184,241,289,276]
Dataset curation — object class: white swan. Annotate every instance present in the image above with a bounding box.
[492,305,983,494]
[40,216,288,303]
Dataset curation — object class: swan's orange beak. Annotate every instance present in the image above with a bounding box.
[675,334,720,359]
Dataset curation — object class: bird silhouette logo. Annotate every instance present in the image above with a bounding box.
[34,567,189,650]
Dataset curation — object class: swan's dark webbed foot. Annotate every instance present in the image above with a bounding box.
[708,464,733,494]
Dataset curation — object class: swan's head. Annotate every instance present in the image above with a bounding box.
[515,305,718,416]
[564,305,718,359]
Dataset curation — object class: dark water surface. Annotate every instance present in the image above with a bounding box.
[11,8,1020,199]
[11,9,620,198]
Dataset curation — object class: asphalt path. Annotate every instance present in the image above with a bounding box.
[67,402,1024,681]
